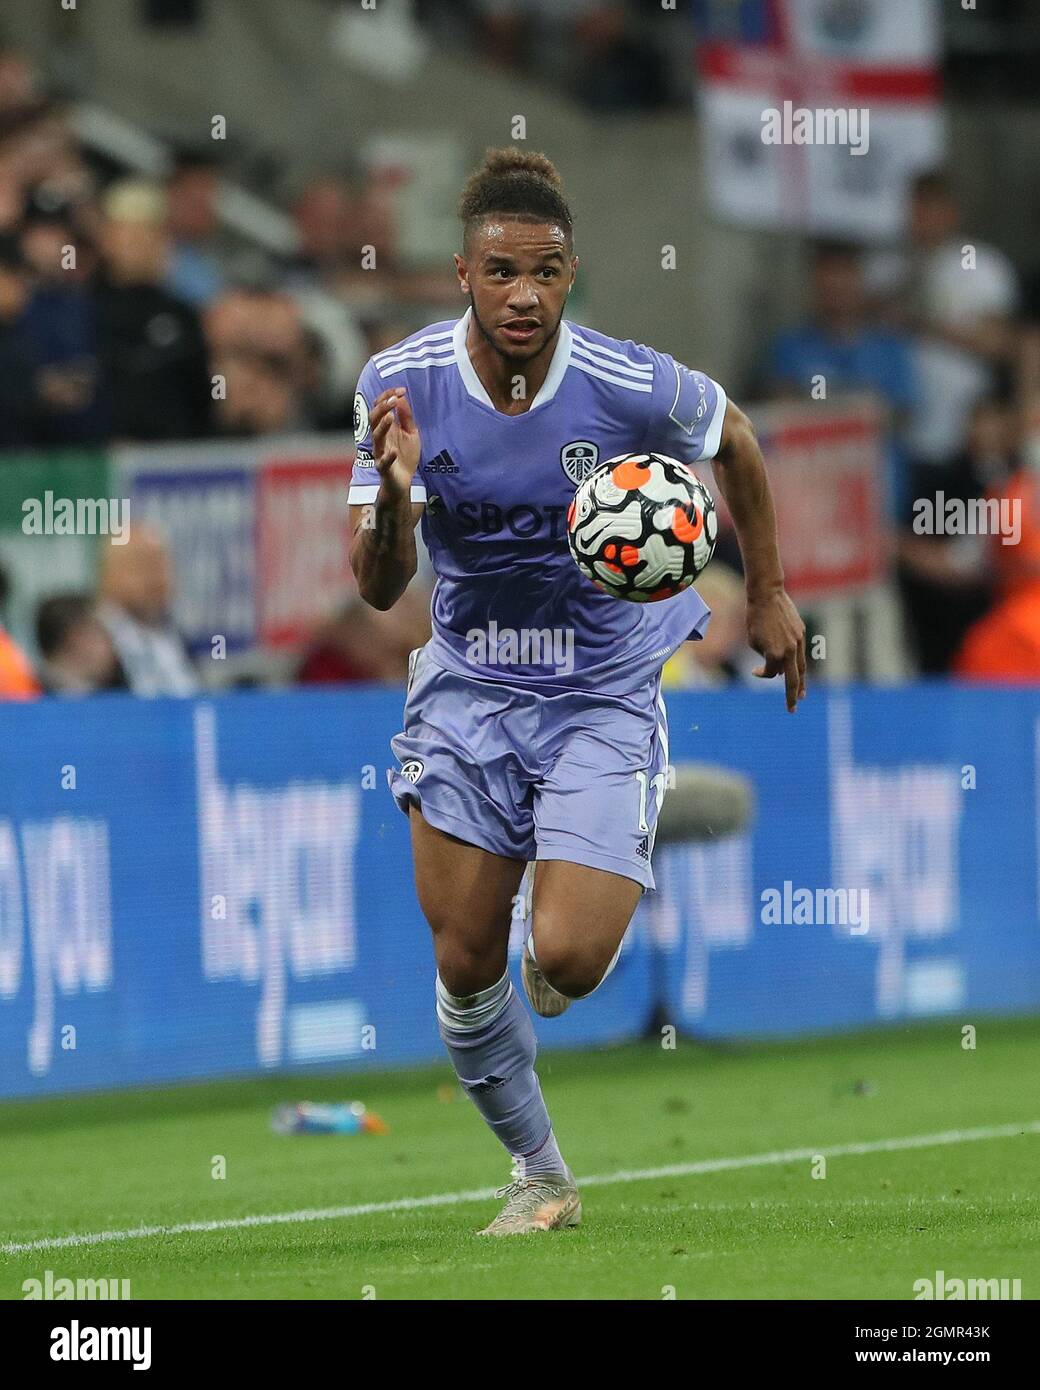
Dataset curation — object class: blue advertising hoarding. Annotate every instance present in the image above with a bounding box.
[0,685,1037,1098]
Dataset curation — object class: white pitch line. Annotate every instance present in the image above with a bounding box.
[2,1119,1037,1256]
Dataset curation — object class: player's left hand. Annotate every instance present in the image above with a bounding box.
[746,587,806,712]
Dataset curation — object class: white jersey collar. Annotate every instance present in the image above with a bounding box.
[453,307,572,412]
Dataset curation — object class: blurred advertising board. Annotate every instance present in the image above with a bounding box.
[0,438,357,661]
[121,450,255,655]
[711,398,888,600]
[1,684,1037,1097]
[112,436,354,656]
[256,456,353,650]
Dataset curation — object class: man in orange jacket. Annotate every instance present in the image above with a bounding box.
[0,625,41,699]
[0,559,40,699]
[956,468,1040,681]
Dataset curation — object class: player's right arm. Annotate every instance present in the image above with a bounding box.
[349,386,425,611]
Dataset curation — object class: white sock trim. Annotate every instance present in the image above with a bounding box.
[435,969,512,1032]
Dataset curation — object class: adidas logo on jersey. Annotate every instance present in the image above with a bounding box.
[399,759,424,784]
[426,449,459,474]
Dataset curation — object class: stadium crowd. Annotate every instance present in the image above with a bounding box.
[0,46,461,450]
[752,173,1040,681]
[418,0,683,111]
[0,33,1038,698]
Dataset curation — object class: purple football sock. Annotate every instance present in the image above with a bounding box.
[436,972,571,1181]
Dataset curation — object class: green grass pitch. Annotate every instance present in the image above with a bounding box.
[1,1017,1038,1300]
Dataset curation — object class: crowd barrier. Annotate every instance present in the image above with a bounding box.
[1,683,1037,1098]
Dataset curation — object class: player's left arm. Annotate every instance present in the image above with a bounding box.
[712,401,806,712]
[641,348,806,710]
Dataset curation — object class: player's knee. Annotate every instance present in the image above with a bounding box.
[533,935,609,1000]
[434,937,503,999]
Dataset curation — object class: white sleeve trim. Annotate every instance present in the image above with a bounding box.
[699,382,729,461]
[348,482,427,504]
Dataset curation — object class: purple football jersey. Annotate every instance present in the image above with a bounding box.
[348,309,729,697]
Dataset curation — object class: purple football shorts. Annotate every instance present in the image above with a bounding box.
[388,644,670,889]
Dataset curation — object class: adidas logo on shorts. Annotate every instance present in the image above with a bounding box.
[400,759,424,784]
[636,835,650,861]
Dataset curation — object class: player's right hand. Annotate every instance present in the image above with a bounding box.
[370,388,422,502]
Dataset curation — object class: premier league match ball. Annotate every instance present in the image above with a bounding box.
[566,452,718,602]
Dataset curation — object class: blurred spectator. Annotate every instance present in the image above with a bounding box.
[955,466,1040,682]
[0,232,44,448]
[205,285,313,434]
[0,97,95,216]
[296,596,399,684]
[206,284,307,365]
[97,525,198,695]
[897,396,1018,673]
[289,165,456,322]
[297,583,432,685]
[571,3,670,112]
[1016,267,1040,471]
[472,0,669,110]
[35,592,124,695]
[0,628,39,697]
[290,288,367,427]
[0,48,38,116]
[0,560,40,699]
[206,278,368,433]
[19,191,105,444]
[662,564,759,689]
[290,176,361,283]
[762,240,917,514]
[164,151,228,308]
[868,171,1019,467]
[213,349,306,435]
[291,169,412,319]
[373,578,434,674]
[764,242,916,409]
[94,178,213,442]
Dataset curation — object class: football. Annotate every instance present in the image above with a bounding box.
[566,452,718,602]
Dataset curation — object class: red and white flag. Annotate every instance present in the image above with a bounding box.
[696,0,946,239]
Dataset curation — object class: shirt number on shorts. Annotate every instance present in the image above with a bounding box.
[635,770,666,833]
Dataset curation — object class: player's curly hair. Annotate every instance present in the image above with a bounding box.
[458,147,572,247]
